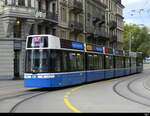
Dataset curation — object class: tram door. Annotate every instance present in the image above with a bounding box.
[14,50,20,79]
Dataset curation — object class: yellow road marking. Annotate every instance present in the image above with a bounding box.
[64,77,124,113]
[64,97,81,113]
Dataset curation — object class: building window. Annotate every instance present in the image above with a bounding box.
[45,27,50,34]
[5,0,16,5]
[38,25,42,34]
[60,30,67,39]
[38,0,42,12]
[14,20,22,38]
[18,0,25,7]
[28,0,31,7]
[5,0,33,8]
[52,3,56,14]
[61,7,67,23]
[52,28,56,36]
[29,24,34,35]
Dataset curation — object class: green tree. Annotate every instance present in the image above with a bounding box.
[123,24,150,59]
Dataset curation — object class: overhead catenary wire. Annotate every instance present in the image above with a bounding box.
[123,0,150,26]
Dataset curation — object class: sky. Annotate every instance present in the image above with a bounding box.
[122,0,150,27]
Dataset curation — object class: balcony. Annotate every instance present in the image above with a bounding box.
[46,11,58,22]
[94,30,109,41]
[69,0,83,14]
[86,26,94,34]
[109,21,117,30]
[93,0,107,9]
[69,21,84,33]
[35,10,58,23]
[93,15,105,26]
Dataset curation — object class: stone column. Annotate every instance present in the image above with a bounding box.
[22,19,35,39]
[2,17,17,38]
[19,19,35,79]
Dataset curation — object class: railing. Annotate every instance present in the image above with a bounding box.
[36,9,58,22]
[69,21,84,32]
[46,11,58,22]
[69,0,83,13]
[109,21,117,30]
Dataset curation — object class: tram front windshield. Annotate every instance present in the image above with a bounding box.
[26,49,49,73]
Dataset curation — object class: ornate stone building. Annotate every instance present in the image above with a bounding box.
[0,0,58,79]
[0,0,124,80]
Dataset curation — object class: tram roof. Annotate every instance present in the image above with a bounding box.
[27,34,59,38]
[26,35,142,57]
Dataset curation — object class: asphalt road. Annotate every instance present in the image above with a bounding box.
[0,65,150,113]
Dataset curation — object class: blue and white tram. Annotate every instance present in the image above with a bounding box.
[24,35,86,87]
[24,35,143,88]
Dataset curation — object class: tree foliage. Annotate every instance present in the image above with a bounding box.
[123,24,150,59]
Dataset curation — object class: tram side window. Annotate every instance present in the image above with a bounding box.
[87,54,104,70]
[87,54,94,70]
[68,52,84,71]
[115,56,124,68]
[50,50,61,73]
[50,50,84,73]
[131,57,136,68]
[61,51,69,72]
[93,54,99,69]
[137,58,143,67]
[125,57,130,68]
[105,55,114,69]
[99,55,104,69]
[76,53,84,71]
[69,53,77,71]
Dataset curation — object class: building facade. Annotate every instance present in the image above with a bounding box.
[0,0,58,79]
[107,0,124,49]
[58,0,85,42]
[0,0,124,80]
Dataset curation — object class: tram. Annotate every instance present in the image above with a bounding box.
[24,35,143,88]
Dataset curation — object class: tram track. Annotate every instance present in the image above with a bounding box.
[127,77,150,101]
[113,71,150,108]
[9,91,49,113]
[0,87,51,113]
[8,87,72,113]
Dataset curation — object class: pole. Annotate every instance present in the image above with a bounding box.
[129,32,132,52]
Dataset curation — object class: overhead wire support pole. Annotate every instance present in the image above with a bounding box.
[129,31,132,52]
